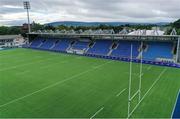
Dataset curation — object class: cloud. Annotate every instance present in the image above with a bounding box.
[0,0,179,26]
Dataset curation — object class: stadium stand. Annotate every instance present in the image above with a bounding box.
[30,38,43,49]
[111,41,140,58]
[51,39,72,52]
[87,40,112,56]
[143,42,173,60]
[28,38,177,65]
[71,41,89,50]
[39,39,55,50]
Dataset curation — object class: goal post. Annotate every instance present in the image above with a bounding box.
[127,43,143,118]
[138,44,143,102]
[127,44,133,118]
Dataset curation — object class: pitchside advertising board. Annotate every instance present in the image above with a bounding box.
[84,53,180,68]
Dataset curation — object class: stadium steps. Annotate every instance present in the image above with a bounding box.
[30,39,44,48]
[37,42,43,48]
[86,42,96,54]
[137,42,143,59]
[67,41,76,51]
[51,40,62,51]
[107,42,118,56]
[85,42,94,53]
[50,43,56,50]
[107,49,113,56]
[28,42,32,47]
[39,39,56,50]
[137,51,143,59]
[144,44,149,52]
[87,40,113,56]
[110,41,140,58]
[71,41,89,51]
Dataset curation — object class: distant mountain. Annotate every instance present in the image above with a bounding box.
[46,21,169,27]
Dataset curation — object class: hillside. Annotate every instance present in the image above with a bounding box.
[46,21,169,27]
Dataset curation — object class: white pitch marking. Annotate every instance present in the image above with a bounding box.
[141,68,167,100]
[147,66,152,70]
[116,88,127,97]
[93,61,113,69]
[124,72,144,77]
[0,53,27,58]
[39,60,69,69]
[0,58,54,72]
[140,73,144,77]
[0,61,112,108]
[128,68,167,118]
[124,72,138,76]
[90,107,104,119]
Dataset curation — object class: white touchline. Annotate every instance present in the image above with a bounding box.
[0,61,112,108]
[90,107,104,119]
[116,88,127,97]
[128,68,167,117]
[147,66,152,70]
[171,89,180,118]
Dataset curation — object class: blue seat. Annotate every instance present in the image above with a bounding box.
[52,39,71,52]
[72,41,89,50]
[30,39,43,48]
[143,42,173,60]
[111,41,140,58]
[87,40,112,56]
[39,39,55,50]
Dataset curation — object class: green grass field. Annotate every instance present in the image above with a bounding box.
[0,48,180,118]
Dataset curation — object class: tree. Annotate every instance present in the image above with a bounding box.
[31,22,44,31]
[172,19,180,29]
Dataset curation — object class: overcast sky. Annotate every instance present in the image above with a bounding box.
[0,0,180,26]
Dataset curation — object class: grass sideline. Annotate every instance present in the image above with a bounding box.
[0,48,180,118]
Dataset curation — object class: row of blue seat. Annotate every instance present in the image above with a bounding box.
[23,45,180,68]
[111,41,140,58]
[143,42,173,60]
[72,41,89,50]
[30,39,43,48]
[87,40,112,55]
[28,38,174,61]
[52,39,71,52]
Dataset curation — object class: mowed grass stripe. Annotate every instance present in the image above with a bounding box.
[0,49,70,67]
[0,61,112,108]
[0,48,180,118]
[0,49,115,106]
